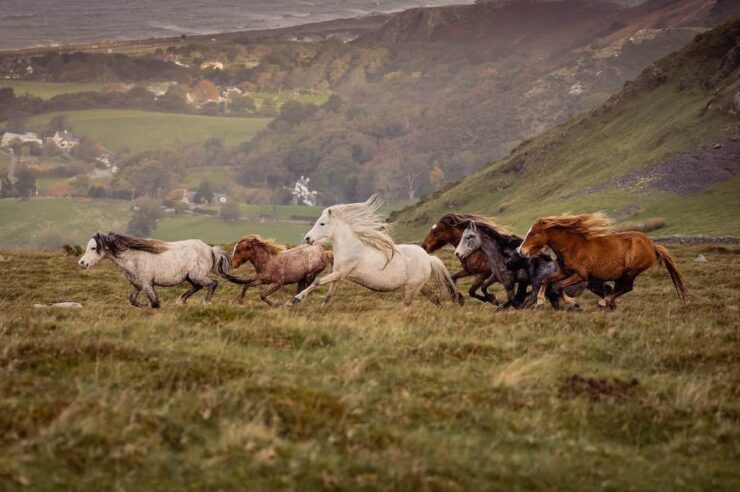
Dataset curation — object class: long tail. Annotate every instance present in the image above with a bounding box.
[211,247,232,277]
[655,244,689,304]
[429,255,464,305]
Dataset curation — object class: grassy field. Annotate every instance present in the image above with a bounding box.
[0,81,104,99]
[25,110,271,153]
[153,215,310,246]
[0,244,738,490]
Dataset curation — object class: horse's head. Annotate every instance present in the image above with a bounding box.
[231,237,256,269]
[454,222,482,261]
[79,233,108,269]
[304,207,334,246]
[518,219,548,258]
[421,217,459,252]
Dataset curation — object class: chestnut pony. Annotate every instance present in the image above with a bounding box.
[421,213,499,303]
[518,213,688,309]
[219,235,331,307]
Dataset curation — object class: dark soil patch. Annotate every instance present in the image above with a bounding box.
[559,374,639,402]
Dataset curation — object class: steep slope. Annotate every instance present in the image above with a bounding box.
[240,0,738,203]
[391,16,740,238]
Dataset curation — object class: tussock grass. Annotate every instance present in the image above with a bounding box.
[0,245,738,490]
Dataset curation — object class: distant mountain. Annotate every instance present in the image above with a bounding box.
[391,15,740,238]
[241,0,739,202]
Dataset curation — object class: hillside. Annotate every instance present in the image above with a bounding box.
[391,15,740,239]
[238,0,739,203]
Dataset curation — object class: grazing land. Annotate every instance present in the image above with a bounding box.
[0,244,738,490]
[25,110,272,153]
[0,81,105,99]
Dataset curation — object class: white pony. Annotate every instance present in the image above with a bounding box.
[79,232,230,308]
[288,195,463,307]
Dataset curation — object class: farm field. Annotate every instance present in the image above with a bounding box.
[0,244,738,490]
[25,110,271,153]
[152,215,310,246]
[0,81,104,99]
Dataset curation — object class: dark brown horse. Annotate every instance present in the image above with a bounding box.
[220,235,332,307]
[421,213,501,303]
[518,213,688,309]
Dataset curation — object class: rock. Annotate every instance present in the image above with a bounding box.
[34,302,84,308]
[694,254,707,262]
[713,143,722,149]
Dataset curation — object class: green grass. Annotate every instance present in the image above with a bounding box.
[0,81,104,99]
[0,244,738,490]
[24,110,271,153]
[153,215,310,245]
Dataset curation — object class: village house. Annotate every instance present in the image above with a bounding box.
[200,60,224,71]
[49,130,79,151]
[0,131,43,148]
[213,192,228,204]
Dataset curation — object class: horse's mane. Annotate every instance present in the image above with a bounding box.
[329,194,395,254]
[537,213,614,238]
[97,232,169,257]
[238,235,286,256]
[470,221,523,248]
[440,213,514,236]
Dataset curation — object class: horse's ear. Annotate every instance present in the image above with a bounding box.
[327,208,332,217]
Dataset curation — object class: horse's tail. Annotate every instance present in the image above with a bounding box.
[429,255,464,306]
[211,247,232,277]
[655,244,689,304]
[324,249,334,268]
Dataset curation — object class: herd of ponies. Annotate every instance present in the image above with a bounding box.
[79,195,689,310]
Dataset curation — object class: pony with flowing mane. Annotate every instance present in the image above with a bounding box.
[219,234,331,306]
[289,195,463,307]
[518,213,688,309]
[421,213,513,303]
[79,232,230,308]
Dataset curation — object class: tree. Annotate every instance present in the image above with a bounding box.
[230,95,256,113]
[322,94,343,113]
[0,176,15,198]
[46,114,70,135]
[260,97,278,115]
[282,147,320,177]
[5,115,26,133]
[219,199,240,221]
[15,165,37,199]
[190,79,220,104]
[71,137,103,162]
[127,198,162,236]
[194,181,214,204]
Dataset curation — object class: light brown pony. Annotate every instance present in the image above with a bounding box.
[517,213,688,309]
[220,235,332,307]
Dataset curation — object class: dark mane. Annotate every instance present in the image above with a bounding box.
[97,232,169,257]
[440,213,514,236]
[472,222,523,249]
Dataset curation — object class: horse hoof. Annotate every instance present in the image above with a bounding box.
[533,303,545,310]
[289,297,301,306]
[566,304,581,312]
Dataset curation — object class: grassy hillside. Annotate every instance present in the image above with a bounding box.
[0,245,738,490]
[392,17,740,239]
[0,81,104,99]
[25,110,271,153]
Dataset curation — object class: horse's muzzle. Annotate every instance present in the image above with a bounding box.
[305,236,314,245]
[79,260,89,269]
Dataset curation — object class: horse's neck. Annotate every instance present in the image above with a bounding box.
[449,228,464,246]
[250,246,273,274]
[481,235,506,263]
[548,229,583,258]
[331,222,370,259]
[107,250,138,272]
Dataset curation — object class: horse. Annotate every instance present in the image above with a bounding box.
[78,232,230,308]
[218,235,332,307]
[453,220,528,309]
[288,195,464,307]
[517,213,688,309]
[421,213,501,303]
[505,251,613,309]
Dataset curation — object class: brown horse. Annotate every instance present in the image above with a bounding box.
[220,235,332,307]
[421,213,501,303]
[517,213,688,309]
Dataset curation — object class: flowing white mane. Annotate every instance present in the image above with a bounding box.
[329,194,396,254]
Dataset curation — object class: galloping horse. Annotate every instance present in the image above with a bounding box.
[421,213,500,303]
[517,213,688,309]
[289,195,464,307]
[79,232,230,308]
[219,235,332,307]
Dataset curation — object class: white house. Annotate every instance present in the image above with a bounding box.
[291,176,318,206]
[50,130,79,151]
[200,60,224,71]
[0,131,43,148]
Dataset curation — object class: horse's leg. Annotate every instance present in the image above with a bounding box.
[535,271,567,308]
[204,279,218,302]
[288,271,345,306]
[419,285,441,306]
[587,280,612,299]
[555,273,586,309]
[129,286,142,307]
[513,280,529,309]
[259,283,283,307]
[481,274,502,306]
[498,277,518,310]
[142,284,160,309]
[450,268,469,284]
[237,279,261,304]
[177,279,203,305]
[323,280,342,305]
[598,276,634,310]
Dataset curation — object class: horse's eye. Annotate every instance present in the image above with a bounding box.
[320,222,325,226]
[91,247,96,251]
